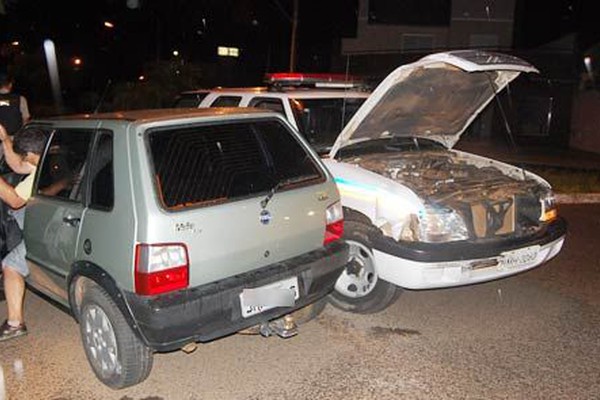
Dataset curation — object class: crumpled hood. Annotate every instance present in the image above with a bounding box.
[330,50,539,157]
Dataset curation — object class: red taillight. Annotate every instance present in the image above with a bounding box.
[135,243,189,296]
[324,201,344,245]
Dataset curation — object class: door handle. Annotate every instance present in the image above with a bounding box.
[63,216,81,227]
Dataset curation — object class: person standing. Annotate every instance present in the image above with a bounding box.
[0,72,30,136]
[0,124,45,342]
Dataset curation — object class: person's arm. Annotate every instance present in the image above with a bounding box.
[0,124,34,175]
[0,176,26,209]
[19,96,30,124]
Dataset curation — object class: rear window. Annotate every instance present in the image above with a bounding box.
[148,119,325,210]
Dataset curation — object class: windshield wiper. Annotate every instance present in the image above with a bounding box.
[259,174,318,209]
[260,181,282,209]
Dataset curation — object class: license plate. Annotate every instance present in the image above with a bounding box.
[499,246,539,269]
[239,276,300,318]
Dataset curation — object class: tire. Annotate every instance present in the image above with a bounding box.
[78,282,153,389]
[328,219,401,314]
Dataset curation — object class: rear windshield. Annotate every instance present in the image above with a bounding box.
[289,97,366,154]
[148,119,324,210]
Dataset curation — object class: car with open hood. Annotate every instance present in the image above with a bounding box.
[321,50,567,313]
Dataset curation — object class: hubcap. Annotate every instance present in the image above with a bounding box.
[334,240,378,298]
[82,304,120,379]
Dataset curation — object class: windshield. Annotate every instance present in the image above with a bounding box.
[289,97,366,154]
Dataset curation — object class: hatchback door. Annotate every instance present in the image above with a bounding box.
[145,117,336,287]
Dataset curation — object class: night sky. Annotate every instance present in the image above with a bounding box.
[1,0,599,113]
[1,1,355,79]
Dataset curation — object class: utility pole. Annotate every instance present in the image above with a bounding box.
[289,0,298,72]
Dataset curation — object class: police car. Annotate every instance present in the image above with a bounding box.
[173,73,370,154]
[177,52,567,314]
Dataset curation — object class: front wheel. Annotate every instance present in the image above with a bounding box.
[328,220,401,314]
[79,282,154,389]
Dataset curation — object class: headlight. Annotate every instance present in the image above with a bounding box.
[539,191,558,222]
[417,204,469,243]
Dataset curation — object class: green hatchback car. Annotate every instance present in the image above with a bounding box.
[21,108,348,388]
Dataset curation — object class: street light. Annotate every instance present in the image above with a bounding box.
[43,39,64,112]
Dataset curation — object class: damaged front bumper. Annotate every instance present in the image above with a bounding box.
[371,217,567,289]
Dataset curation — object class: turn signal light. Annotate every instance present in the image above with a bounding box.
[324,201,344,245]
[135,243,189,295]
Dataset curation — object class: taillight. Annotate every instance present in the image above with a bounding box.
[135,243,189,296]
[324,201,344,245]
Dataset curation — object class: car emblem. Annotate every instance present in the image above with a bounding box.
[260,209,272,225]
[316,191,329,202]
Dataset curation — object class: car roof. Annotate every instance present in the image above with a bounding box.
[36,107,272,124]
[180,87,369,98]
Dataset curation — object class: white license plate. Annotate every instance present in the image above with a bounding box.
[239,276,300,318]
[499,246,540,269]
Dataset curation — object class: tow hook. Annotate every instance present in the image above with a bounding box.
[259,314,298,339]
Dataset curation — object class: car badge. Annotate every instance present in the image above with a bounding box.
[316,191,329,202]
[259,209,272,225]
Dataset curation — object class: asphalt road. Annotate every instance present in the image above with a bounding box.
[1,204,599,400]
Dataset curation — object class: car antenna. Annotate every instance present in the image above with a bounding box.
[94,79,112,114]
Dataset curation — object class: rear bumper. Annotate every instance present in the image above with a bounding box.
[124,240,348,352]
[372,218,567,289]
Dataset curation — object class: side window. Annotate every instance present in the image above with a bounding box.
[89,134,114,210]
[37,129,93,202]
[248,97,285,115]
[173,93,208,108]
[210,96,242,107]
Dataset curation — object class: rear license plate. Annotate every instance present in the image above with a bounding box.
[240,276,300,318]
[499,246,539,269]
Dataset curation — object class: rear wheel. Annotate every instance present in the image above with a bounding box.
[328,220,401,314]
[79,282,153,389]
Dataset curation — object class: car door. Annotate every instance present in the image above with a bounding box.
[24,128,94,304]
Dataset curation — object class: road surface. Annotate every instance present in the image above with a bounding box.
[1,204,598,399]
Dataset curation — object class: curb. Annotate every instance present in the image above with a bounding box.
[556,193,600,204]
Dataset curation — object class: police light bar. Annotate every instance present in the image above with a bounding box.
[264,72,363,89]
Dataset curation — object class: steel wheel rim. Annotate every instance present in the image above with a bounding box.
[82,304,120,379]
[334,239,378,298]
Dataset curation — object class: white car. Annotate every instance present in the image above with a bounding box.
[323,50,567,313]
[174,74,370,154]
[178,53,567,314]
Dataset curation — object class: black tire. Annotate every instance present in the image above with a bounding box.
[78,282,153,389]
[328,219,401,314]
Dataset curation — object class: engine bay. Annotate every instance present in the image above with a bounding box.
[342,149,549,240]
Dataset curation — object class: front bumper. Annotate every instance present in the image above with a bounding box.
[124,240,348,352]
[372,217,567,290]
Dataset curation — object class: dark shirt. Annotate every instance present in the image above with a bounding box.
[0,92,24,135]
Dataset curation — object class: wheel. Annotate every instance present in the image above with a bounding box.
[328,219,401,314]
[79,282,153,389]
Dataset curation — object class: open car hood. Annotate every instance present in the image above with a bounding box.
[329,50,539,157]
